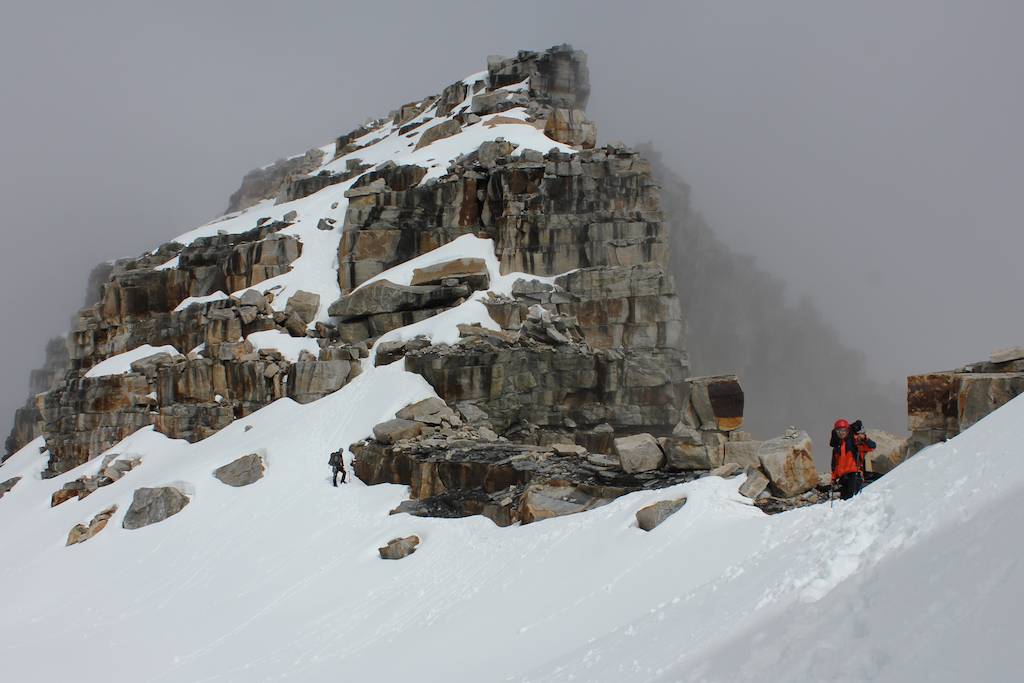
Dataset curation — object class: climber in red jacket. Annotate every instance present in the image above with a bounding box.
[830,419,873,500]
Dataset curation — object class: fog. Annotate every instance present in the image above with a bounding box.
[1,1,1021,440]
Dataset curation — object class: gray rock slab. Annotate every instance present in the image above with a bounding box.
[615,433,665,473]
[379,535,420,560]
[122,486,190,530]
[636,497,686,531]
[373,419,424,445]
[213,453,266,487]
[758,430,817,498]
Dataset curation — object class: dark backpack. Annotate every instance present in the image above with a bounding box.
[328,450,343,468]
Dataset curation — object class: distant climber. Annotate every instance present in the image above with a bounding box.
[830,419,874,500]
[328,449,347,486]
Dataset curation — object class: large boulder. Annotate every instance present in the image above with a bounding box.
[122,486,190,530]
[957,373,1024,431]
[213,453,265,487]
[723,440,763,469]
[865,430,908,476]
[285,290,321,324]
[0,476,21,499]
[614,434,665,473]
[379,535,420,560]
[66,505,118,546]
[518,483,617,523]
[738,468,770,499]
[707,462,742,478]
[396,397,459,426]
[686,375,744,431]
[661,426,720,470]
[635,497,686,531]
[287,360,354,404]
[543,108,596,149]
[410,258,490,290]
[328,280,468,321]
[373,419,423,445]
[375,336,432,367]
[757,430,817,498]
[413,120,462,150]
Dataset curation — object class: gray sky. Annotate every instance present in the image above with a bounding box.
[1,1,1021,429]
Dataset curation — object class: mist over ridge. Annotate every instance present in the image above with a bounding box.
[644,145,904,445]
[1,2,1021,443]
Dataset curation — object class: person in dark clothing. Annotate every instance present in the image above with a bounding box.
[851,419,877,479]
[830,418,874,500]
[328,449,347,486]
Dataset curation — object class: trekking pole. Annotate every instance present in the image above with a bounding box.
[830,479,835,509]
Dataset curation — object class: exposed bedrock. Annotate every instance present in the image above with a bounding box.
[4,45,695,490]
[226,148,325,213]
[907,347,1024,455]
[335,143,662,293]
[351,432,692,527]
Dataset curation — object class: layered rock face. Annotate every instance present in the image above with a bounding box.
[907,347,1024,455]
[226,149,326,214]
[5,43,737,527]
[5,336,69,458]
[9,275,366,475]
[336,142,659,294]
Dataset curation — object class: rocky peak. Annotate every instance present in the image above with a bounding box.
[486,44,590,109]
[2,44,739,527]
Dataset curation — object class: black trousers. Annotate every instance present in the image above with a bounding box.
[838,472,863,500]
[332,466,346,486]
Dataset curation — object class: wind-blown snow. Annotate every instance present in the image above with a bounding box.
[83,344,181,378]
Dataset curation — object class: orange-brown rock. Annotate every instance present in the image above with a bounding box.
[66,505,118,546]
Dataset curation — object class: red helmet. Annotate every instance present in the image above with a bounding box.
[834,419,850,429]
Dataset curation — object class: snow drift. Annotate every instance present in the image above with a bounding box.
[1,381,1022,681]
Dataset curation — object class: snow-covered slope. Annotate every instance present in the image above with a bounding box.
[2,49,1021,682]
[2,378,1022,680]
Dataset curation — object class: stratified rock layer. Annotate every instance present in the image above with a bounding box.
[907,351,1024,455]
[4,44,708,512]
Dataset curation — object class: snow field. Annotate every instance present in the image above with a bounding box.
[3,61,1022,682]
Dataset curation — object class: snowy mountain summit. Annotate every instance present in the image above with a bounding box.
[2,45,1022,682]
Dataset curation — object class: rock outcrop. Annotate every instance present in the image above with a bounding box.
[378,535,420,560]
[226,149,326,213]
[0,476,21,499]
[51,455,141,506]
[615,434,665,474]
[2,45,847,530]
[635,497,686,531]
[757,429,817,498]
[122,486,190,530]
[865,430,908,476]
[907,348,1024,455]
[213,453,265,487]
[738,468,769,499]
[66,505,118,546]
[4,336,69,459]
